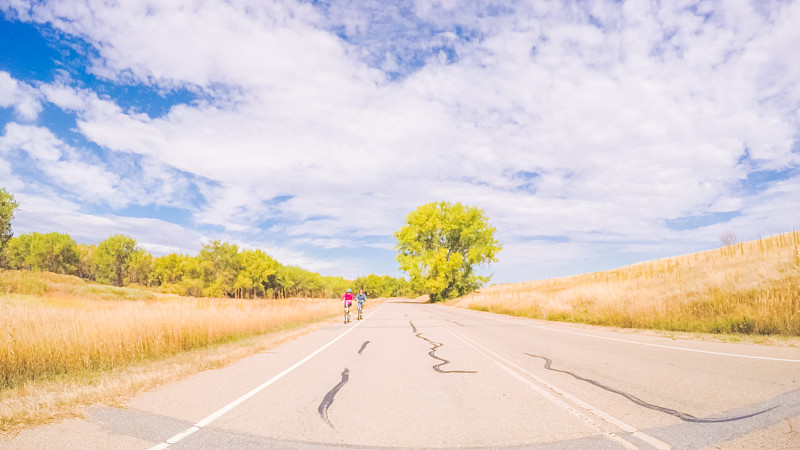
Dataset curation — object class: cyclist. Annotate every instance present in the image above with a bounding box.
[355,289,367,320]
[341,288,354,323]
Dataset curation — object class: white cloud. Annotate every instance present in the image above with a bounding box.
[2,0,799,280]
[7,0,380,91]
[0,158,23,193]
[0,71,40,120]
[0,123,122,204]
[0,122,62,160]
[12,192,203,253]
[39,82,95,111]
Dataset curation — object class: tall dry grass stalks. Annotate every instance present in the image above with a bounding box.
[0,322,329,434]
[0,285,340,391]
[452,231,800,335]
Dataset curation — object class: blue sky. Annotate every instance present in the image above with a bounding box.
[1,0,799,283]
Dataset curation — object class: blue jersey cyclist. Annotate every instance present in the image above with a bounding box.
[355,289,367,307]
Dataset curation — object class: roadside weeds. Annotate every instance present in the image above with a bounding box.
[0,317,337,437]
[449,231,800,338]
[443,303,800,348]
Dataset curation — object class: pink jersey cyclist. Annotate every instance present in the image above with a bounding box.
[342,289,354,307]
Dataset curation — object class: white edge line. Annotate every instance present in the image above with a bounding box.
[148,304,384,449]
[166,426,199,444]
[445,327,672,450]
[464,308,800,363]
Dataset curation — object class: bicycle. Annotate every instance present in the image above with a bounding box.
[344,301,351,324]
[357,302,363,320]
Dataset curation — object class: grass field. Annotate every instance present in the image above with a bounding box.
[0,271,342,432]
[450,231,800,336]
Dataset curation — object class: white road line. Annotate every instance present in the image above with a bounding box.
[460,309,800,362]
[445,327,672,450]
[148,304,384,449]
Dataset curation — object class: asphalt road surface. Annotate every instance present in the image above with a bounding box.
[4,299,800,449]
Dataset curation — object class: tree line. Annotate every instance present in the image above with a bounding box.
[0,188,417,299]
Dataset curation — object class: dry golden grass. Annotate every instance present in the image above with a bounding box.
[451,231,800,336]
[0,293,340,391]
[0,321,331,435]
[0,271,343,432]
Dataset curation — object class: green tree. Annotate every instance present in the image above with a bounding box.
[77,244,97,280]
[394,201,501,302]
[126,249,153,286]
[321,275,351,298]
[281,266,314,297]
[94,235,140,286]
[0,188,18,255]
[153,253,186,285]
[394,277,417,297]
[180,255,204,280]
[160,255,205,297]
[32,232,80,274]
[5,232,80,274]
[271,265,294,298]
[352,274,419,298]
[353,273,392,297]
[237,249,279,298]
[197,241,240,297]
[3,233,32,270]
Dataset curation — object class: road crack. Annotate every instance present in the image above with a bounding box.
[358,340,370,355]
[318,368,349,428]
[410,321,476,374]
[524,353,775,423]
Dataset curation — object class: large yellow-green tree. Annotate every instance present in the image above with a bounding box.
[394,201,501,302]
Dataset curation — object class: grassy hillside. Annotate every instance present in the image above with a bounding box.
[450,231,800,336]
[0,270,159,301]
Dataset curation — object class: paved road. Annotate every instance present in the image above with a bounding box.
[5,299,800,449]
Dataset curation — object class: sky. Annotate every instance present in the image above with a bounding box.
[0,0,798,284]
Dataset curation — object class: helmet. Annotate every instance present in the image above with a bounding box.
[346,288,352,292]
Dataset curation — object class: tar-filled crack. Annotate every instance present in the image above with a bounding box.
[524,353,776,423]
[410,320,476,374]
[447,319,464,326]
[318,368,349,428]
[358,340,370,355]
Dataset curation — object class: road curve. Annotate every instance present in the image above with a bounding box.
[3,299,799,449]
